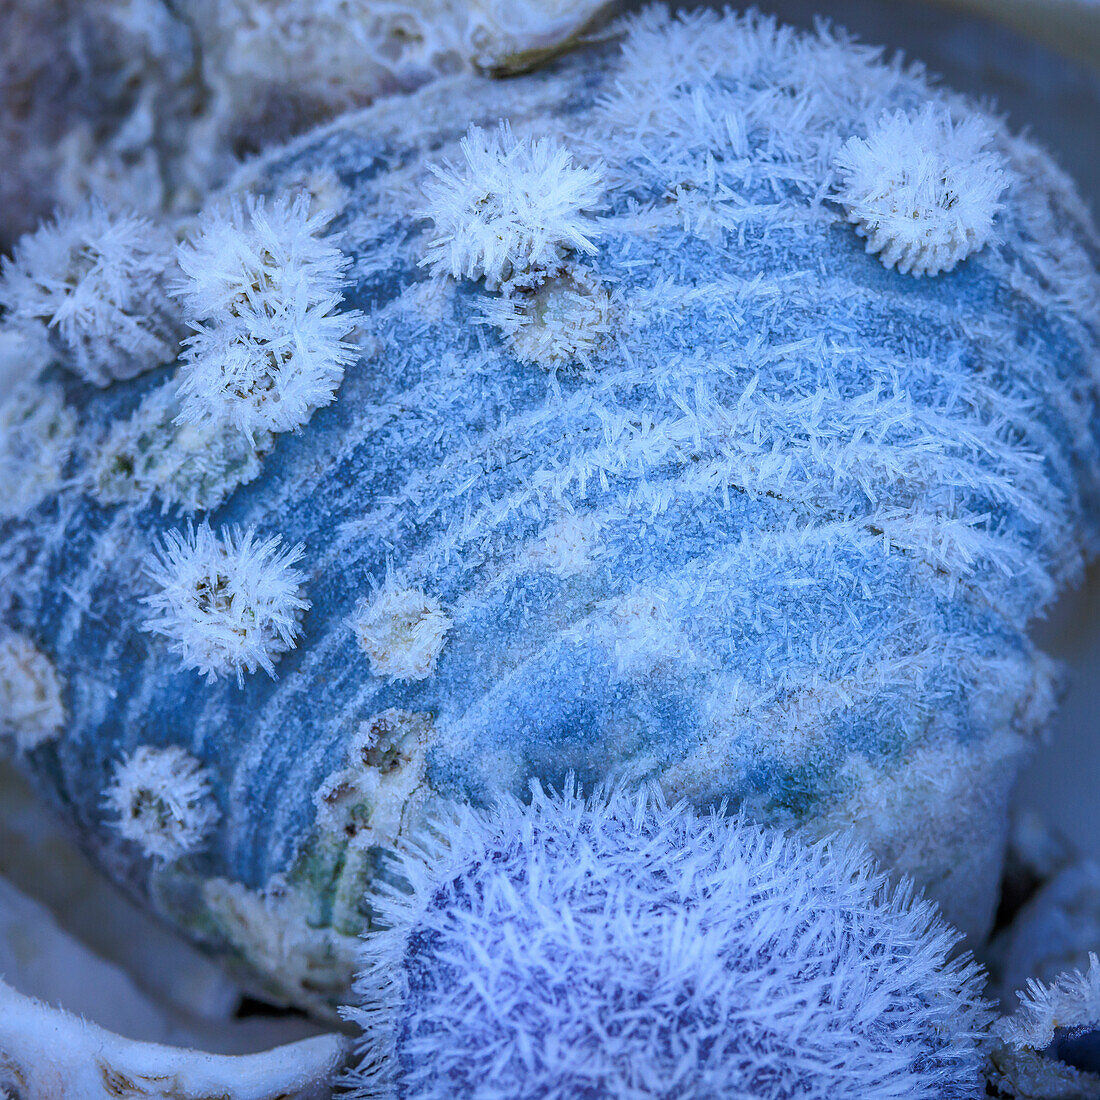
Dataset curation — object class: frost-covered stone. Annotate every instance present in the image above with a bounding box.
[1,7,1098,1011]
[347,784,991,1100]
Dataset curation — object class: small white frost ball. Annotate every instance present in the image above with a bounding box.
[104,745,219,862]
[0,631,65,752]
[354,584,452,682]
[142,521,309,685]
[421,122,604,289]
[835,103,1008,277]
[0,203,179,384]
[346,783,992,1100]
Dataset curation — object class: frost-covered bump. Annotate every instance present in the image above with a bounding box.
[0,381,77,520]
[91,381,273,514]
[421,122,604,289]
[314,709,435,850]
[142,521,309,686]
[174,193,358,438]
[354,584,451,682]
[835,104,1008,277]
[0,632,65,752]
[346,783,991,1100]
[104,745,219,862]
[0,203,179,385]
[483,262,615,367]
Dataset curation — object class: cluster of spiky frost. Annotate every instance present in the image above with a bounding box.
[0,203,179,384]
[104,744,219,862]
[142,521,309,685]
[174,193,358,438]
[421,122,604,289]
[354,583,451,682]
[91,381,273,514]
[999,953,1100,1052]
[835,104,1008,277]
[346,783,990,1100]
[0,631,65,753]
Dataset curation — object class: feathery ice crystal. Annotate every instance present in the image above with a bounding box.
[0,203,180,384]
[174,193,358,438]
[421,122,604,289]
[0,631,65,752]
[834,103,1008,277]
[347,783,991,1100]
[142,521,309,685]
[354,583,452,681]
[104,744,219,862]
[999,953,1100,1052]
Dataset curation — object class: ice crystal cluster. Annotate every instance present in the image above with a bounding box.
[142,522,309,685]
[1,7,1098,1007]
[0,204,179,385]
[175,194,358,438]
[347,784,990,1100]
[1000,953,1100,1052]
[421,123,604,288]
[835,104,1009,276]
[104,745,219,862]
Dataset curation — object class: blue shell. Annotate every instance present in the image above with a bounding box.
[3,10,1098,1012]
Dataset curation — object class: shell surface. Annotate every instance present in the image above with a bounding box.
[2,8,1099,1012]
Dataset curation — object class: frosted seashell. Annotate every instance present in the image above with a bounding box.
[2,7,1098,1015]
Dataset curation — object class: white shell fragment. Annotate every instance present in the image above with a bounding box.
[0,978,346,1100]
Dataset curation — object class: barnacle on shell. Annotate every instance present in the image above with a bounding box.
[141,521,309,685]
[835,103,1009,277]
[104,745,219,862]
[354,584,452,682]
[0,631,65,753]
[174,193,359,438]
[420,122,604,289]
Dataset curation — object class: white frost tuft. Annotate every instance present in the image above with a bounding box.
[345,782,991,1100]
[142,521,309,685]
[354,583,451,682]
[835,104,1008,277]
[0,203,179,384]
[104,745,219,862]
[174,193,358,438]
[999,953,1100,1052]
[421,122,604,289]
[0,631,65,752]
